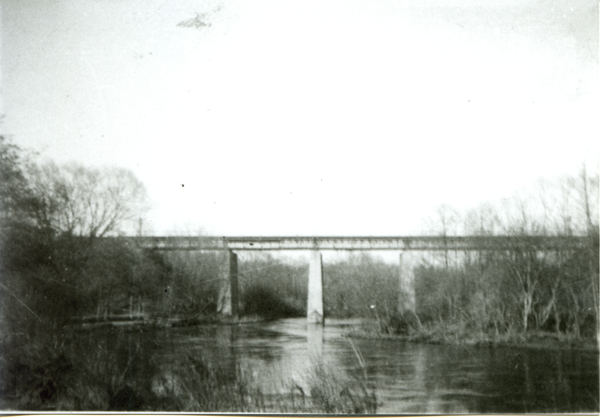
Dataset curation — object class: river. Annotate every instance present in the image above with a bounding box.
[135,317,599,414]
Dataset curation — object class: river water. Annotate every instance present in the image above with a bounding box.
[147,318,597,414]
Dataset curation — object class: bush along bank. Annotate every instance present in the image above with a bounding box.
[350,310,598,352]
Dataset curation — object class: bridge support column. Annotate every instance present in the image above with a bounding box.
[217,250,239,319]
[307,251,324,324]
[398,252,416,314]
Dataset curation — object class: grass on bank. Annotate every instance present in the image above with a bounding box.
[0,325,376,413]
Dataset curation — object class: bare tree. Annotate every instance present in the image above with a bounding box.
[579,164,599,236]
[27,162,150,238]
[423,203,461,267]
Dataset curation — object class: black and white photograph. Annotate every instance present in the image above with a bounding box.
[1,0,598,414]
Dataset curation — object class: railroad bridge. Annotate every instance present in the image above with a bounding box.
[125,236,588,324]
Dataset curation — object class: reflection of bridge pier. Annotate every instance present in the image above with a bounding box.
[130,236,586,323]
[307,323,324,360]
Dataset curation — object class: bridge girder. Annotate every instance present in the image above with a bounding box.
[121,235,589,252]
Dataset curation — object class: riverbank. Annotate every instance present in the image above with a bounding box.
[347,322,599,352]
[77,313,275,330]
[0,320,375,413]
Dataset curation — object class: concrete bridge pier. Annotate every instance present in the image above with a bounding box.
[398,252,417,314]
[307,251,324,324]
[217,250,239,319]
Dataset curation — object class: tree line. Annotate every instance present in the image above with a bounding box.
[0,135,175,337]
[411,169,599,340]
[1,132,598,341]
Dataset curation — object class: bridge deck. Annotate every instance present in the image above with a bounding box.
[122,236,589,251]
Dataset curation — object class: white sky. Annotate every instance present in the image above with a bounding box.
[2,0,598,236]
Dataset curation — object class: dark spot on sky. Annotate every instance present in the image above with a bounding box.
[177,13,211,29]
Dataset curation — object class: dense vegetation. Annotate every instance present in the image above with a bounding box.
[409,241,598,343]
[412,168,599,343]
[365,170,600,344]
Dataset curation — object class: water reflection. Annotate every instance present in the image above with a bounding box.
[307,324,323,360]
[351,339,598,414]
[139,318,597,413]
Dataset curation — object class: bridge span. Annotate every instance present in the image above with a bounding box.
[126,235,586,251]
[123,235,588,324]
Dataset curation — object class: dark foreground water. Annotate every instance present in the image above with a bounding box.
[138,318,598,414]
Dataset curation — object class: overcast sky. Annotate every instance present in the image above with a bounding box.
[2,0,598,236]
